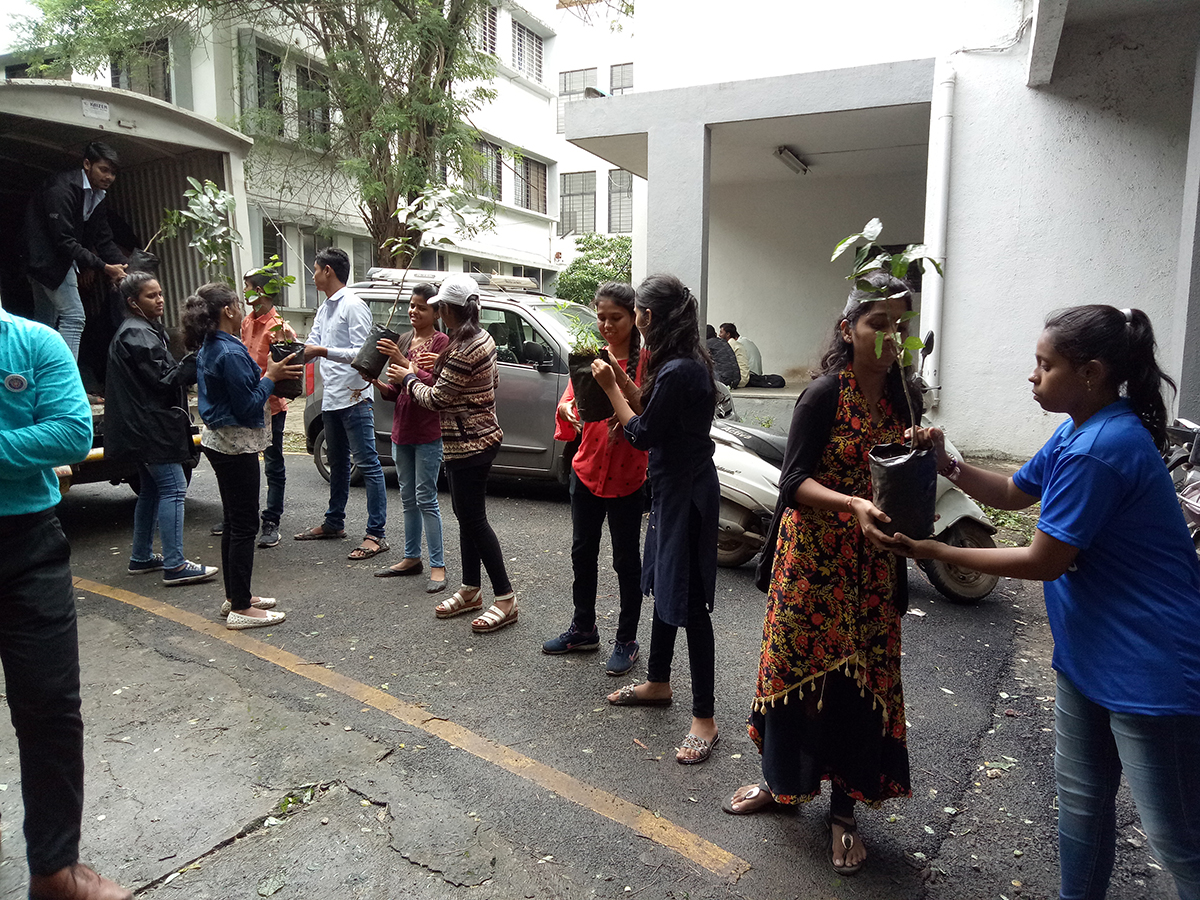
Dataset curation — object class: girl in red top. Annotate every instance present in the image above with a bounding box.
[542,282,649,676]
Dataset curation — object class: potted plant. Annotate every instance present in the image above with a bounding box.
[252,256,305,399]
[352,186,493,380]
[557,302,612,422]
[831,219,942,538]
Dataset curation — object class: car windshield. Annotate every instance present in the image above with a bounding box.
[536,302,603,344]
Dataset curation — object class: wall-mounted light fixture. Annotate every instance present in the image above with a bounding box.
[773,145,809,175]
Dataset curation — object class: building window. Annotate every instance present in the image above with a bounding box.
[5,58,63,80]
[559,172,595,237]
[512,265,541,289]
[254,47,283,135]
[297,65,330,142]
[474,4,497,54]
[110,39,171,102]
[515,157,547,214]
[557,68,596,133]
[353,237,374,282]
[262,219,286,271]
[301,230,319,308]
[608,169,633,234]
[468,141,502,201]
[610,62,633,95]
[418,249,448,271]
[463,259,485,274]
[512,22,543,83]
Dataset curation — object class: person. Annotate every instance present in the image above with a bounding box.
[184,283,302,630]
[705,324,739,389]
[24,141,128,360]
[385,273,516,633]
[0,298,133,900]
[105,272,216,586]
[892,305,1200,900]
[296,247,389,560]
[741,335,763,377]
[234,267,297,549]
[543,282,649,677]
[373,283,449,593]
[593,274,721,764]
[719,322,750,388]
[724,270,916,875]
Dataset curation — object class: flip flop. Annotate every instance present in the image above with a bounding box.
[827,813,865,876]
[294,524,346,541]
[722,782,783,815]
[608,683,673,707]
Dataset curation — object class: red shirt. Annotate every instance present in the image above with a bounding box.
[240,305,295,416]
[554,348,649,498]
[379,330,449,446]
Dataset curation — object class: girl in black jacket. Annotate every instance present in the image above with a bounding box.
[106,272,216,586]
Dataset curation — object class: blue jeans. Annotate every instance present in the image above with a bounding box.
[393,440,444,567]
[262,410,287,527]
[322,402,386,540]
[131,462,188,570]
[29,267,85,361]
[1055,672,1200,900]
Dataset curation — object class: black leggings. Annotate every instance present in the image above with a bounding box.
[446,449,512,596]
[645,508,715,719]
[204,448,260,609]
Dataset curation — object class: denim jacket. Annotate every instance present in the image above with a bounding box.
[197,330,274,430]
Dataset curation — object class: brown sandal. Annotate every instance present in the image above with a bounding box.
[471,596,518,633]
[294,523,346,541]
[436,588,483,619]
[348,535,388,560]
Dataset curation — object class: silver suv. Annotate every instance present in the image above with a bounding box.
[302,270,597,484]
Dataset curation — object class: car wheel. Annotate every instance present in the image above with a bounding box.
[917,520,1000,603]
[312,429,362,486]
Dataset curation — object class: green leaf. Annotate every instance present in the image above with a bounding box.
[862,218,883,242]
[874,331,885,358]
[902,335,925,351]
[900,310,920,322]
[831,232,863,262]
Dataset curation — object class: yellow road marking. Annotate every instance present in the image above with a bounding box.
[75,578,749,881]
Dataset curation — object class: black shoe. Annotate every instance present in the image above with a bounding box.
[210,521,224,536]
[258,523,281,548]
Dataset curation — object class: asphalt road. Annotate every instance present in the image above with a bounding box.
[0,454,1179,900]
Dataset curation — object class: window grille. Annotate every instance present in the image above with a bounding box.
[610,62,633,95]
[557,68,596,133]
[516,157,547,214]
[608,169,633,234]
[559,171,596,236]
[512,22,543,82]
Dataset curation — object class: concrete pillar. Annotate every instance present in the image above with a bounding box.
[644,121,710,324]
[1175,39,1200,420]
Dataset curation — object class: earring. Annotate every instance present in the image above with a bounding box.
[1086,379,1092,392]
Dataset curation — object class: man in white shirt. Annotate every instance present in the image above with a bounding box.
[297,248,388,559]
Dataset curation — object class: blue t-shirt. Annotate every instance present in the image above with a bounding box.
[1013,400,1200,715]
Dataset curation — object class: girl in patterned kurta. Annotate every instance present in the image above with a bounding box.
[724,271,916,875]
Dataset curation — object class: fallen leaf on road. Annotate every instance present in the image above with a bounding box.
[258,873,286,896]
[633,738,648,749]
[940,688,954,695]
[907,608,927,617]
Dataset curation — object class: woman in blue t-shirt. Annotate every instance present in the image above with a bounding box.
[893,305,1200,900]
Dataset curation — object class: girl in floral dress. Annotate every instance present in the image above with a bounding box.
[724,270,916,874]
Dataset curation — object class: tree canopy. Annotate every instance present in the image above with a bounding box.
[554,233,632,303]
[21,0,497,264]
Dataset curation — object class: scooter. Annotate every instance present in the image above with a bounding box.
[710,334,999,602]
[1163,418,1200,559]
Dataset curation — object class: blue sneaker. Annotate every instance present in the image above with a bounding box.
[606,639,640,676]
[162,561,218,586]
[127,554,165,575]
[542,623,601,655]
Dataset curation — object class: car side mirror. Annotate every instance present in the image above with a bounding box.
[523,341,552,370]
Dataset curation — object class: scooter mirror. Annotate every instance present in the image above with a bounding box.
[921,331,935,360]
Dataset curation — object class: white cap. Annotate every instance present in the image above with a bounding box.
[429,274,480,307]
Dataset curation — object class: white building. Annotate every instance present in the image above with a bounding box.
[0,0,638,330]
[567,0,1200,459]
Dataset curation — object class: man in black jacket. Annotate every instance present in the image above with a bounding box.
[25,142,128,360]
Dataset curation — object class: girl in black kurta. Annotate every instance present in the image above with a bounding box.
[593,274,722,764]
[724,271,915,875]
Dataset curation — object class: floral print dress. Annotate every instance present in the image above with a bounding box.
[748,366,912,807]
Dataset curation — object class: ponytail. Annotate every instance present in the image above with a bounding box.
[183,282,238,352]
[1045,305,1176,447]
